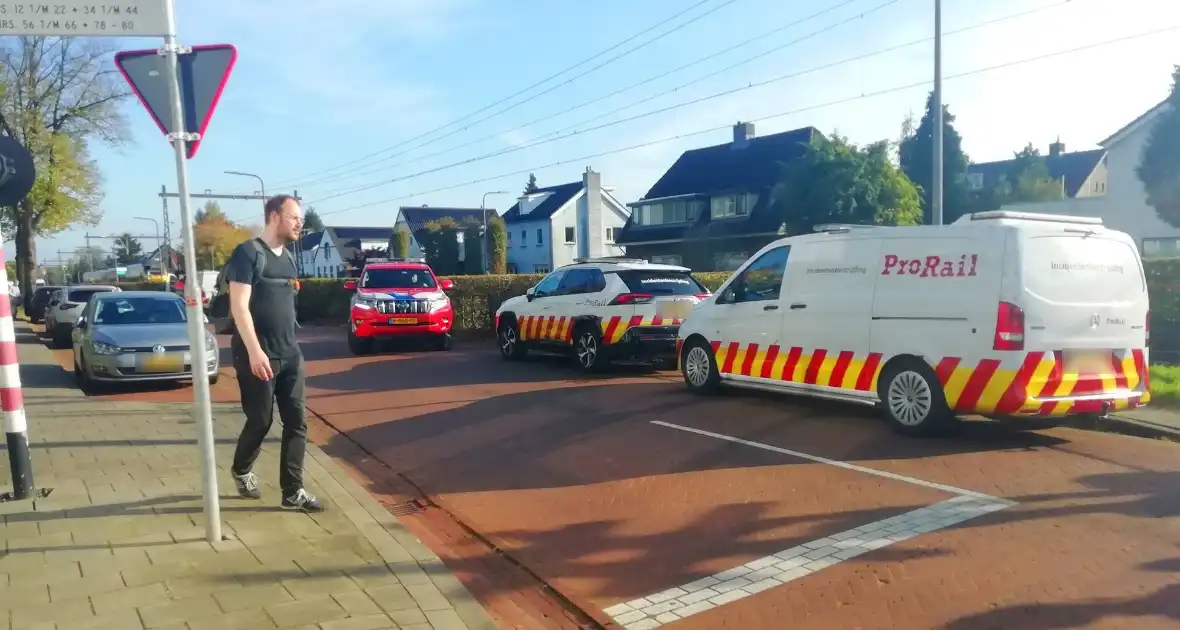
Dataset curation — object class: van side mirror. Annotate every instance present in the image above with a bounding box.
[75,318,87,329]
[525,287,536,302]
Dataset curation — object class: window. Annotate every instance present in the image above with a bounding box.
[558,268,607,295]
[617,270,706,296]
[68,288,109,303]
[93,296,187,325]
[713,251,750,271]
[534,265,551,274]
[521,230,527,246]
[710,193,758,220]
[719,246,790,304]
[361,268,436,289]
[533,270,562,296]
[564,226,576,244]
[605,227,619,242]
[536,228,544,245]
[650,254,682,265]
[967,172,984,190]
[507,232,512,247]
[633,198,705,226]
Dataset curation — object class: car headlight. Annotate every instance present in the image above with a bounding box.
[427,295,449,312]
[352,295,377,310]
[205,334,217,351]
[91,341,121,355]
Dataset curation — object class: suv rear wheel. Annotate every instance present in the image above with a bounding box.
[573,323,607,373]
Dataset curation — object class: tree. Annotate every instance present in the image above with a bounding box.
[1004,143,1064,203]
[389,226,411,258]
[194,200,225,223]
[303,206,325,232]
[461,220,483,275]
[0,37,131,297]
[193,210,252,271]
[112,232,144,264]
[899,92,970,224]
[414,217,461,275]
[1138,65,1180,228]
[769,133,922,234]
[348,246,387,271]
[488,216,507,274]
[523,173,539,195]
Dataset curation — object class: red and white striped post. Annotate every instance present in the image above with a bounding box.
[0,258,32,500]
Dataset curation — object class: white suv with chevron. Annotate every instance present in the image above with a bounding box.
[494,257,711,372]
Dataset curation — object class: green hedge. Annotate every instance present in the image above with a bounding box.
[1146,258,1180,354]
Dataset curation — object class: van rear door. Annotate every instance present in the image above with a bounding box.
[1017,230,1147,353]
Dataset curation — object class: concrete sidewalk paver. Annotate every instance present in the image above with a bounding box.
[1,323,496,630]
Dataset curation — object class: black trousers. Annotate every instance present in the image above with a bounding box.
[231,349,307,495]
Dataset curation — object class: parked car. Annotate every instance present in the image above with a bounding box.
[47,285,120,348]
[677,211,1151,437]
[71,291,220,392]
[343,258,455,354]
[25,285,63,323]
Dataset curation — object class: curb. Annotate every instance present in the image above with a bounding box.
[1059,412,1180,443]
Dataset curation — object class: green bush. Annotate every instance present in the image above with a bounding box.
[1146,258,1180,352]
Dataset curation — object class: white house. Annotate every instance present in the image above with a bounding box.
[300,226,393,278]
[502,167,632,274]
[998,101,1179,258]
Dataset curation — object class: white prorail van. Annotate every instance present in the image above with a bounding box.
[676,211,1151,436]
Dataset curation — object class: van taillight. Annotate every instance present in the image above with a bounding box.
[609,293,653,305]
[993,301,1025,351]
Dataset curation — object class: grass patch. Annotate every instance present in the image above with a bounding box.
[1149,364,1180,409]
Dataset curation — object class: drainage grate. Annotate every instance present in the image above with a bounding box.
[383,498,425,516]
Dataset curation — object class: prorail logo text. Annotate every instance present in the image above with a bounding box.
[881,254,979,277]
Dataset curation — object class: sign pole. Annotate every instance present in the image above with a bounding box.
[162,0,221,544]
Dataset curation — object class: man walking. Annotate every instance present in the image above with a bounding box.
[227,194,323,512]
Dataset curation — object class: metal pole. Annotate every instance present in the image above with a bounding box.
[480,191,507,274]
[135,217,161,277]
[0,223,32,501]
[163,0,221,544]
[224,171,266,199]
[931,0,944,226]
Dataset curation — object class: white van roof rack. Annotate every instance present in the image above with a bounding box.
[813,223,887,233]
[957,210,1103,225]
[572,256,649,264]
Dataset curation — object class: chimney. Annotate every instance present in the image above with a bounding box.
[732,121,755,149]
[581,167,604,259]
[1049,138,1065,157]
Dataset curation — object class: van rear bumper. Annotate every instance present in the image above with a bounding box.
[1016,389,1147,417]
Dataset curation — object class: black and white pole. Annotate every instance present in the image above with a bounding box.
[0,237,33,500]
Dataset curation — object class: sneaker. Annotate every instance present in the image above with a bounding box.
[281,488,325,512]
[233,471,262,500]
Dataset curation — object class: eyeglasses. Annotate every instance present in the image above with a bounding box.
[281,213,304,225]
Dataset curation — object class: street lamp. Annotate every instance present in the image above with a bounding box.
[224,170,266,200]
[481,191,508,274]
[931,0,944,225]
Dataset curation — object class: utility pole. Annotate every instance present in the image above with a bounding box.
[931,0,944,225]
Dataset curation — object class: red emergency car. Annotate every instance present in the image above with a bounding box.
[343,258,456,354]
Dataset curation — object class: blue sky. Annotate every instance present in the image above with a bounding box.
[20,0,1180,263]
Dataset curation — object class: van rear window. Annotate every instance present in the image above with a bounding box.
[1023,235,1144,303]
[616,270,707,295]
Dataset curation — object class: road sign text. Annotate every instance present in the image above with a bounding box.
[0,2,166,36]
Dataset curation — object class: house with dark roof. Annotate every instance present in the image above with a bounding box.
[293,231,322,277]
[501,167,631,274]
[966,140,1108,199]
[302,226,393,277]
[614,122,821,271]
[392,206,498,267]
[995,99,1178,257]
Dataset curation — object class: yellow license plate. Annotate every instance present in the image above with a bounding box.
[1064,350,1111,374]
[388,316,418,325]
[657,300,692,319]
[141,354,183,373]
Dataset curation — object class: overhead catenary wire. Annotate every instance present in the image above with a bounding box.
[299,0,1086,206]
[309,24,1179,220]
[267,0,740,189]
[286,0,872,190]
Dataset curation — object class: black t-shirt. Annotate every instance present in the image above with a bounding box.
[226,239,299,359]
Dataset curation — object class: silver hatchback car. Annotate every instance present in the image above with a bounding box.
[71,291,221,392]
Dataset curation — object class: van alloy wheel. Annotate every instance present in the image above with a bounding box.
[575,331,598,368]
[886,369,933,426]
[684,346,712,388]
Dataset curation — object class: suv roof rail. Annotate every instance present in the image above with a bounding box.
[956,210,1103,225]
[572,256,650,264]
[363,257,427,264]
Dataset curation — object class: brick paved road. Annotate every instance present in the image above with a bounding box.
[39,326,1180,629]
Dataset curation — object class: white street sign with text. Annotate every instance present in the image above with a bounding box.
[0,2,166,37]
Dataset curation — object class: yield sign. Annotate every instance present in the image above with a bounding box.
[115,44,238,159]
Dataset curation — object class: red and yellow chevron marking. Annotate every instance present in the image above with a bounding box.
[712,342,884,392]
[600,315,684,344]
[517,315,574,343]
[708,341,1150,416]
